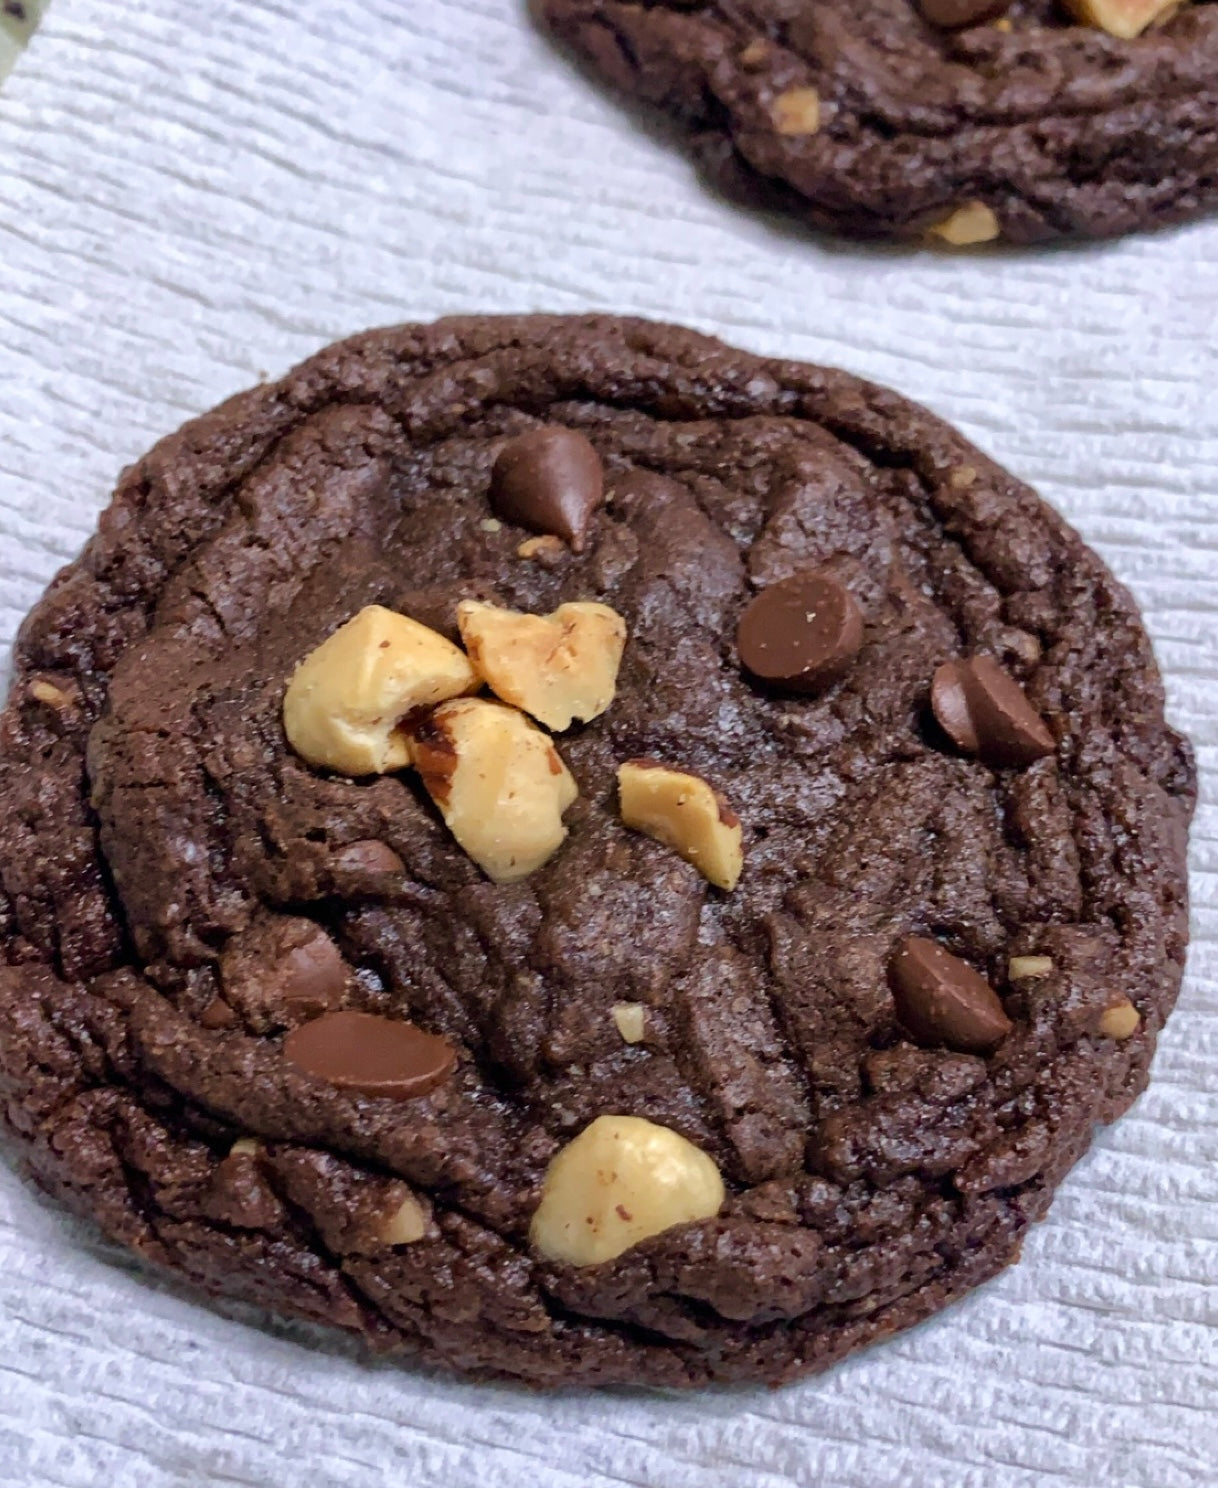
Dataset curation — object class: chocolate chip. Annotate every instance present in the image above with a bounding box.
[889,936,1012,1054]
[737,572,864,694]
[489,428,604,553]
[331,839,405,877]
[200,997,239,1030]
[283,1010,457,1099]
[917,0,1010,27]
[220,918,350,1033]
[931,655,1055,768]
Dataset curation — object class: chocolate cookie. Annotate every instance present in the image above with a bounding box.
[538,0,1218,244]
[0,315,1194,1387]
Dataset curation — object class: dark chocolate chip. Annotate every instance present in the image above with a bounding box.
[489,427,604,552]
[200,997,239,1030]
[889,936,1012,1054]
[931,655,1055,768]
[737,572,863,694]
[331,839,405,877]
[280,929,350,1014]
[918,0,1010,27]
[221,918,350,1033]
[283,1010,457,1099]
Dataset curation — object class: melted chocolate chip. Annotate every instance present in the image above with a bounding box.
[489,427,604,552]
[889,936,1013,1055]
[737,572,863,694]
[931,655,1055,768]
[283,1010,457,1099]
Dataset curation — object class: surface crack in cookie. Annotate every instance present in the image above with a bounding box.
[0,315,1195,1389]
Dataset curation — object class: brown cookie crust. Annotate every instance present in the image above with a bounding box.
[538,0,1218,243]
[0,315,1195,1386]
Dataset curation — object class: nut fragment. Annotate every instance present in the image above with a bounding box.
[1008,955,1054,981]
[530,1115,725,1267]
[611,1003,647,1044]
[229,1137,261,1158]
[457,600,627,732]
[29,679,68,706]
[1063,0,1180,37]
[283,605,478,776]
[617,760,743,891]
[410,698,578,882]
[1098,999,1141,1039]
[929,202,1001,247]
[379,1193,428,1246]
[516,534,566,563]
[772,86,821,136]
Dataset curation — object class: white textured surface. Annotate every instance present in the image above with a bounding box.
[0,2,1216,1484]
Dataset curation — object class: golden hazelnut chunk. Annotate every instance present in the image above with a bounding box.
[772,86,821,136]
[379,1193,428,1246]
[1008,955,1054,981]
[410,698,578,883]
[929,201,1001,246]
[1099,999,1141,1039]
[457,600,627,732]
[617,760,744,891]
[530,1115,725,1267]
[611,1002,647,1044]
[284,605,478,776]
[1063,0,1180,38]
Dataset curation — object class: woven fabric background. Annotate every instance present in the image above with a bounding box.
[0,4,1215,1485]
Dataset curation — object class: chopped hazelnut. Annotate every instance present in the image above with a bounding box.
[929,202,1001,247]
[379,1193,428,1246]
[283,605,478,776]
[1008,955,1054,981]
[457,599,627,732]
[617,760,744,891]
[772,86,821,136]
[409,698,578,883]
[530,1115,725,1267]
[516,535,566,562]
[1099,999,1141,1039]
[611,1003,647,1044]
[1063,0,1180,38]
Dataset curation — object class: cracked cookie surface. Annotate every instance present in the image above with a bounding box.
[538,1,1218,243]
[0,315,1195,1386]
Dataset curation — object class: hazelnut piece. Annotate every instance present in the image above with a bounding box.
[611,1003,647,1044]
[457,599,627,732]
[929,202,1001,247]
[410,698,578,882]
[283,605,478,776]
[379,1192,428,1246]
[617,760,743,891]
[1008,955,1054,981]
[1063,0,1181,38]
[772,86,821,136]
[530,1114,725,1267]
[1098,999,1141,1039]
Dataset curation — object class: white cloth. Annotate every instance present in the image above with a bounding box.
[0,3,1215,1484]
